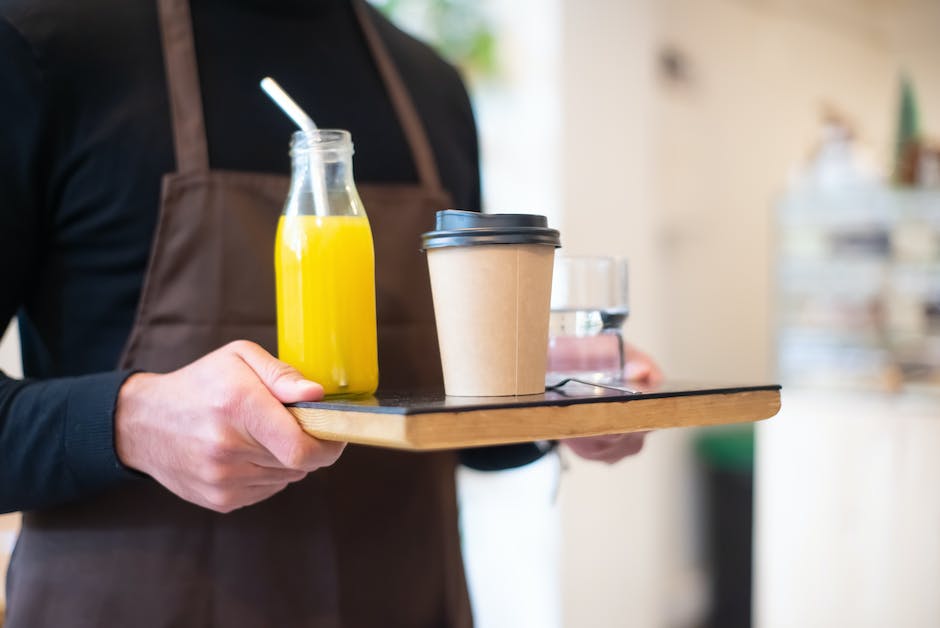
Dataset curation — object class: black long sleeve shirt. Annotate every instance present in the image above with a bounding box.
[1,0,540,514]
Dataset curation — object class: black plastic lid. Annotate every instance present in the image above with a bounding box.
[421,210,561,250]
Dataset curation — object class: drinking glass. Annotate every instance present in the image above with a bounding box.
[546,256,629,385]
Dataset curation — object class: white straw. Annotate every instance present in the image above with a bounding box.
[260,77,346,387]
[260,77,317,133]
[259,77,331,221]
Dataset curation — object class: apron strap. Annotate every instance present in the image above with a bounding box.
[156,0,445,187]
[157,0,210,174]
[352,0,445,191]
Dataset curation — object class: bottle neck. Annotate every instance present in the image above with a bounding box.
[290,152,356,190]
[285,130,364,217]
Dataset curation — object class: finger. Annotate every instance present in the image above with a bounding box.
[624,345,664,385]
[623,360,653,382]
[231,446,283,468]
[223,340,346,470]
[562,436,612,459]
[641,356,664,385]
[240,388,347,471]
[600,433,646,462]
[228,340,324,404]
[200,483,291,513]
[247,465,307,485]
[563,432,647,462]
[210,462,308,485]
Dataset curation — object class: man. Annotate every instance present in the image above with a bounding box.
[0,0,658,625]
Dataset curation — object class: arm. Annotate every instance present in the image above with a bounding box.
[0,19,342,514]
[0,370,140,513]
[0,17,132,513]
[2,344,343,514]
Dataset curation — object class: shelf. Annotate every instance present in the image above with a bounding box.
[777,186,940,391]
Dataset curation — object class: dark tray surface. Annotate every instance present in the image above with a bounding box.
[289,381,782,415]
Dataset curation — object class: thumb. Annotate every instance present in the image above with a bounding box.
[623,359,652,383]
[623,344,664,386]
[228,340,324,403]
[266,367,324,404]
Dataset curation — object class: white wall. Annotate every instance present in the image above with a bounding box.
[756,390,940,628]
[558,2,706,627]
[0,322,23,609]
[476,0,563,228]
[0,322,21,379]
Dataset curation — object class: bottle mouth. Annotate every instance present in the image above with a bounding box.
[290,129,354,156]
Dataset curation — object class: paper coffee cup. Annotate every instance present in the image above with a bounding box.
[421,210,561,396]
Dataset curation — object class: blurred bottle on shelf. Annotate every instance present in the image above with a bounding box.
[892,75,940,189]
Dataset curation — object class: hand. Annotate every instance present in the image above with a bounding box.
[620,343,663,387]
[115,340,345,513]
[562,342,663,464]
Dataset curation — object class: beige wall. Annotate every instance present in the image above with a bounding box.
[562,0,940,380]
[559,0,940,626]
[558,2,704,626]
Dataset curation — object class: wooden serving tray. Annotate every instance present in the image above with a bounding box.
[287,381,781,451]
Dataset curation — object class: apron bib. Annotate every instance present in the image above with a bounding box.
[5,0,471,626]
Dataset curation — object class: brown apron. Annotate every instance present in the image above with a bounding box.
[5,0,471,626]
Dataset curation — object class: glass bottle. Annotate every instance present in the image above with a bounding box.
[275,129,378,397]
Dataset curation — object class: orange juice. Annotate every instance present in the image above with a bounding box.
[275,214,378,396]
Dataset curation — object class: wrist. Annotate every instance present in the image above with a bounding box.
[114,372,159,473]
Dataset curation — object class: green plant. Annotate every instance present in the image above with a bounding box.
[373,0,498,82]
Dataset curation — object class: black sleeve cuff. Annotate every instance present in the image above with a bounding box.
[63,369,142,490]
[459,441,557,471]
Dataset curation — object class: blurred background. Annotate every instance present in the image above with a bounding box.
[3,0,939,626]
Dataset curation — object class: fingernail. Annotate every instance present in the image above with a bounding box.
[624,363,645,379]
[297,379,324,396]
